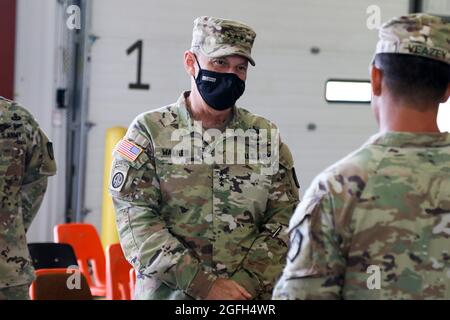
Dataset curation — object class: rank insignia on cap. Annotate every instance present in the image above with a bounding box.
[117,139,143,162]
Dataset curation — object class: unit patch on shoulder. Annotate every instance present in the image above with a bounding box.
[112,172,125,189]
[110,162,130,192]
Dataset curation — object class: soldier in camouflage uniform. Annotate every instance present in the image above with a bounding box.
[109,16,300,300]
[273,14,450,300]
[0,98,57,300]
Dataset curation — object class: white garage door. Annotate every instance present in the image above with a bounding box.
[84,0,409,228]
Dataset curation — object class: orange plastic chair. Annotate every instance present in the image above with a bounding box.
[105,243,134,300]
[29,268,93,300]
[129,268,136,299]
[53,223,106,296]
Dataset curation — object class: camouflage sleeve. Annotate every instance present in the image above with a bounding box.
[272,175,346,300]
[231,141,300,299]
[21,123,57,232]
[109,127,217,300]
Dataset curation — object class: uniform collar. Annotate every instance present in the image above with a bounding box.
[174,91,239,131]
[368,131,450,148]
[174,91,192,128]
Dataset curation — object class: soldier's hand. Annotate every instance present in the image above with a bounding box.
[206,279,252,300]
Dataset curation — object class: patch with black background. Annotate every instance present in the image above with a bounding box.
[47,142,55,160]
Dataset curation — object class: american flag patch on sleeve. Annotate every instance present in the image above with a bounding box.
[117,139,143,162]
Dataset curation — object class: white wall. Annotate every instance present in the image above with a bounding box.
[438,102,450,132]
[14,0,67,242]
[84,0,409,230]
[424,0,450,133]
[422,0,450,15]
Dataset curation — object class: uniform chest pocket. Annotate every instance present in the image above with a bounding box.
[155,154,192,182]
[154,147,212,203]
[0,143,25,187]
[224,164,271,193]
[214,163,272,225]
[0,143,24,231]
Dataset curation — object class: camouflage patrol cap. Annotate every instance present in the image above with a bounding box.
[374,13,450,64]
[191,16,257,66]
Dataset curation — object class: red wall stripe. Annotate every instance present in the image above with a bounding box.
[0,0,17,100]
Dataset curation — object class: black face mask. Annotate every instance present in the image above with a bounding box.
[193,55,246,111]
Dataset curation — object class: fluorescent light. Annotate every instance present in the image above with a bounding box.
[325,80,371,103]
[438,100,450,132]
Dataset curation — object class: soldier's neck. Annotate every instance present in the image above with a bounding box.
[378,98,440,133]
[186,90,233,129]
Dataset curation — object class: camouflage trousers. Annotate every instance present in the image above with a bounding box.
[0,284,30,300]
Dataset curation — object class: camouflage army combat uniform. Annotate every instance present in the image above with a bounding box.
[273,14,450,300]
[273,132,450,299]
[0,98,57,300]
[110,91,299,299]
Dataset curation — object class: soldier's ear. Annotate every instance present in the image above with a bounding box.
[184,51,196,77]
[371,65,383,97]
[440,83,450,103]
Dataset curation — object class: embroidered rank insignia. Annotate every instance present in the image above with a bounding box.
[117,139,143,162]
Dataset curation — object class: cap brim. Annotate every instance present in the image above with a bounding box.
[201,47,256,66]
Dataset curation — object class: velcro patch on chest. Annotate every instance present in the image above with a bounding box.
[116,139,143,162]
